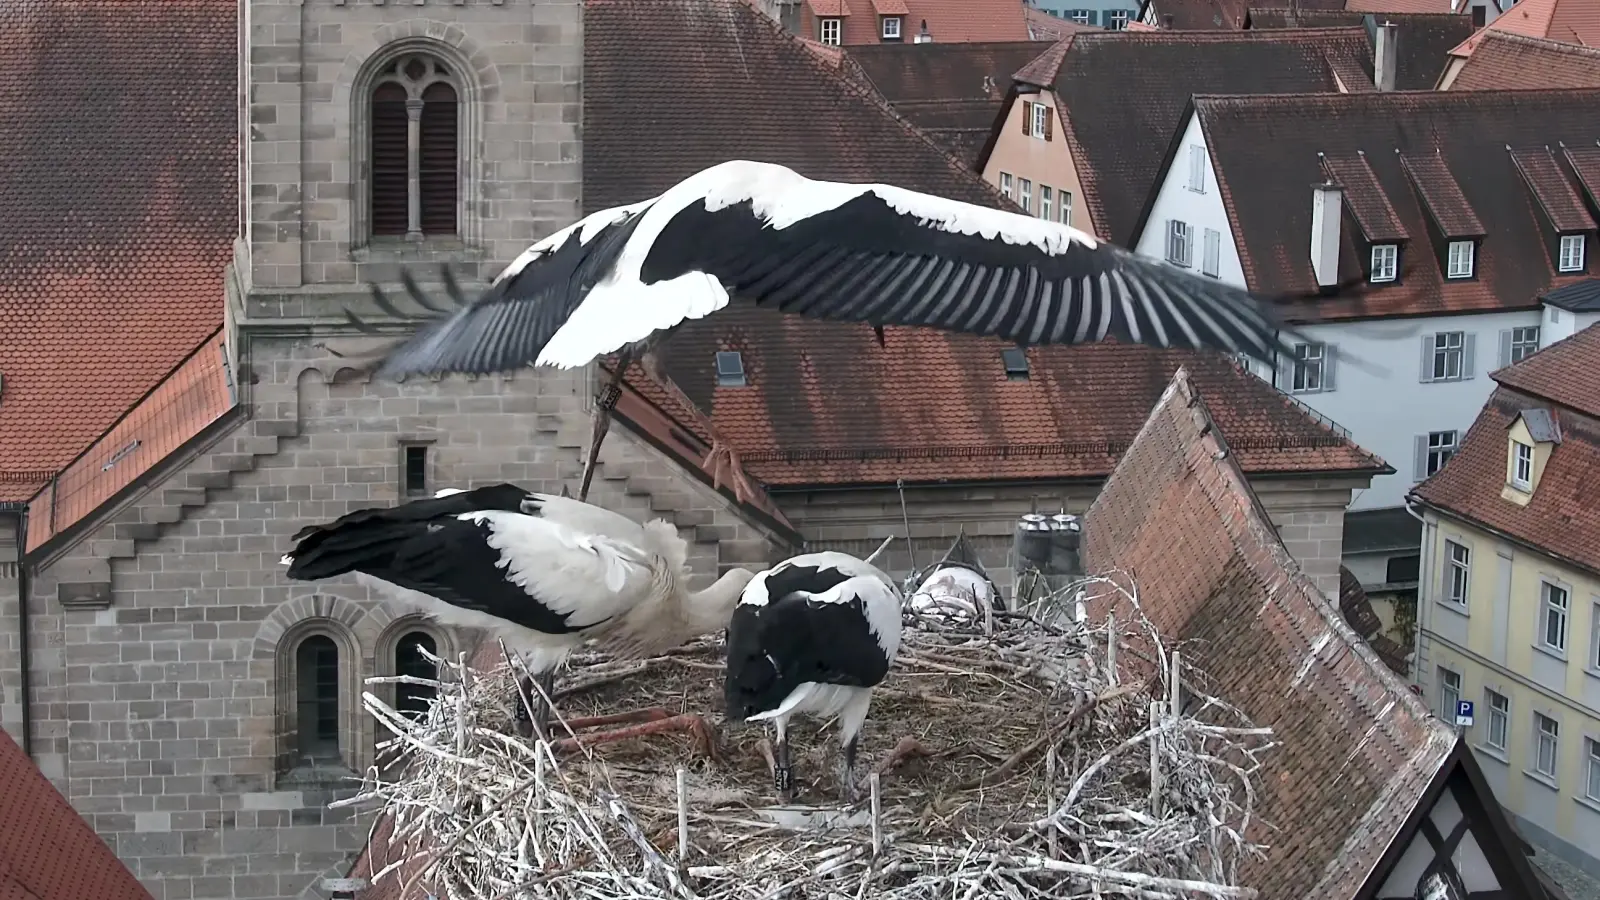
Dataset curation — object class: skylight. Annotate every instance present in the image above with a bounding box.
[715,351,748,387]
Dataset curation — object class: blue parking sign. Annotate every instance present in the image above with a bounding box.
[1455,700,1475,727]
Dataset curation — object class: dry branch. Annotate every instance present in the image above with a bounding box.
[334,575,1275,900]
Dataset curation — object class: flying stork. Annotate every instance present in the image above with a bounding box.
[278,483,757,746]
[723,550,903,804]
[342,159,1372,507]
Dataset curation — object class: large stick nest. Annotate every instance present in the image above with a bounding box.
[337,575,1279,900]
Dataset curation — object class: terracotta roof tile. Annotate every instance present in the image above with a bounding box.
[1510,146,1597,235]
[1014,28,1376,244]
[0,0,235,501]
[1413,326,1600,574]
[0,728,155,900]
[1023,6,1089,40]
[1193,89,1600,321]
[1398,149,1485,238]
[800,0,1048,45]
[23,331,235,553]
[1246,11,1474,89]
[1143,0,1264,30]
[1323,152,1409,242]
[1450,0,1600,58]
[844,41,1053,164]
[1450,30,1600,89]
[1082,368,1456,899]
[584,0,1005,213]
[1346,0,1453,12]
[1563,142,1600,206]
[639,307,1388,486]
[872,0,911,15]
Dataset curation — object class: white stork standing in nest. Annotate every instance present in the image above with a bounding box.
[723,550,903,804]
[341,159,1379,506]
[278,483,757,746]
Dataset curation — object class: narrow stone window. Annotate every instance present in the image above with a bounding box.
[394,631,439,722]
[295,635,342,762]
[369,54,460,240]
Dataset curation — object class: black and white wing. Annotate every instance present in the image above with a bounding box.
[360,159,1354,380]
[279,484,655,635]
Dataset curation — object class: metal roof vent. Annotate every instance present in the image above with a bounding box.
[715,350,748,387]
[1001,347,1030,380]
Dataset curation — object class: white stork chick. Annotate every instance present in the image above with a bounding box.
[908,563,1003,625]
[344,159,1378,508]
[723,551,903,804]
[279,483,756,744]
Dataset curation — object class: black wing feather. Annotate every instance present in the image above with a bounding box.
[282,484,591,635]
[724,592,892,722]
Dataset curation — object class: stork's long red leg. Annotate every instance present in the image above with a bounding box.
[553,711,719,759]
[578,353,635,502]
[638,349,763,506]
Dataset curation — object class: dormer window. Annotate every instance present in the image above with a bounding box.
[819,17,842,44]
[1370,244,1399,282]
[1446,240,1475,279]
[881,15,902,39]
[1511,440,1534,491]
[715,350,747,387]
[1559,234,1586,272]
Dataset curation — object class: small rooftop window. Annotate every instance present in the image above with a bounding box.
[715,351,748,387]
[1001,347,1030,380]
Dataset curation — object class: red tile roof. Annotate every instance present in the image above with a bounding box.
[0,728,155,900]
[1412,325,1600,574]
[0,0,236,502]
[1001,28,1377,244]
[1398,149,1486,238]
[1449,0,1600,58]
[1082,367,1456,899]
[843,41,1057,164]
[1188,89,1600,322]
[1246,10,1474,88]
[641,307,1389,486]
[1448,30,1600,89]
[799,0,1051,45]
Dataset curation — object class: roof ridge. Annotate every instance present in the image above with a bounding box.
[1477,26,1600,57]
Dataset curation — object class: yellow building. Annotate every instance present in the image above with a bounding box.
[1411,322,1600,879]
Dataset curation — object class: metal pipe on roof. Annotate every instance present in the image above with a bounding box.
[0,503,31,758]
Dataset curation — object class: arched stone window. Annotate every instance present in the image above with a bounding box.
[271,617,363,777]
[369,53,460,241]
[394,630,439,721]
[296,635,342,761]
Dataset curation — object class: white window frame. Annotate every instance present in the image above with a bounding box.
[1019,178,1032,213]
[1431,331,1465,381]
[1510,326,1541,364]
[1541,580,1570,654]
[1535,713,1560,778]
[1559,234,1586,273]
[1486,689,1509,752]
[819,17,842,44]
[1060,190,1073,226]
[1444,539,1470,608]
[1511,440,1534,491]
[1166,220,1193,267]
[881,15,901,38]
[1447,240,1475,279]
[1290,342,1325,393]
[1201,227,1221,278]
[1108,10,1129,28]
[1030,102,1048,139]
[999,172,1013,199]
[1592,600,1600,671]
[1070,9,1091,22]
[1371,243,1398,282]
[1040,186,1052,221]
[1187,144,1206,193]
[1426,430,1459,478]
[1438,667,1462,724]
[1588,738,1600,802]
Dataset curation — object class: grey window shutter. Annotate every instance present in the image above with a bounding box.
[1273,353,1286,390]
[1414,435,1429,481]
[1462,333,1476,379]
[1323,344,1337,392]
[1499,329,1513,368]
[1420,334,1436,383]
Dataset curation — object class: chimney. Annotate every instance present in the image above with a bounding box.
[1161,12,1174,27]
[914,19,932,42]
[1310,182,1343,289]
[1373,20,1397,92]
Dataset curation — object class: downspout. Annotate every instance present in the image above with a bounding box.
[1404,496,1429,686]
[1,503,30,757]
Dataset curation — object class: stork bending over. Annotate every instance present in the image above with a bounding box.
[342,159,1386,507]
[279,484,756,749]
[724,551,904,804]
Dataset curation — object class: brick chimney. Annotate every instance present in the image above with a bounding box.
[1373,20,1398,91]
[1310,182,1343,289]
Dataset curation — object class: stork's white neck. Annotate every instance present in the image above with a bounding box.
[686,567,758,635]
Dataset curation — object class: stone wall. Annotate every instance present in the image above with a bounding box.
[0,515,21,745]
